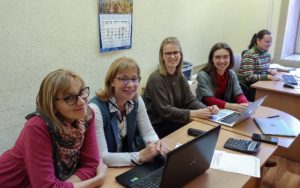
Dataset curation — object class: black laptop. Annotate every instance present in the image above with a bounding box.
[115,125,221,188]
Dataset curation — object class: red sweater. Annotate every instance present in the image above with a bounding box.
[0,115,99,188]
[204,73,248,108]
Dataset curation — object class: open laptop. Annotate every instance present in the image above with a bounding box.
[209,95,267,127]
[116,125,221,188]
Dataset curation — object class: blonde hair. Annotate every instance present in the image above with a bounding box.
[36,69,90,132]
[159,36,184,76]
[96,57,140,101]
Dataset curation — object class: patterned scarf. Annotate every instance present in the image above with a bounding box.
[26,112,88,180]
[50,119,87,180]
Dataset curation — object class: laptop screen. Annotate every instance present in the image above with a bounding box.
[160,125,221,187]
[116,125,221,188]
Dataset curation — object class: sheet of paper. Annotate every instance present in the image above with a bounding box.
[270,63,296,72]
[270,63,284,69]
[295,88,300,93]
[210,150,260,178]
[291,68,300,78]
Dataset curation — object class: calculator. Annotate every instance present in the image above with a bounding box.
[224,138,261,154]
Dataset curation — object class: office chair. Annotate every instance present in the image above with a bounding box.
[233,53,242,74]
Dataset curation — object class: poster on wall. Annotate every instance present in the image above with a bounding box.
[98,0,133,52]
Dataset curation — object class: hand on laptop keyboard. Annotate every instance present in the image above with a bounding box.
[207,105,219,115]
[139,140,169,163]
[268,74,280,81]
[269,69,277,75]
[225,103,248,113]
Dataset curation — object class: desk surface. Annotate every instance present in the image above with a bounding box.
[192,106,300,148]
[251,80,300,119]
[101,121,277,188]
[251,80,300,96]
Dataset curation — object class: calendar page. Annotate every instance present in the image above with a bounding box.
[99,0,133,52]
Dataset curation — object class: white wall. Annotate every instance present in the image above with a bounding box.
[0,0,281,153]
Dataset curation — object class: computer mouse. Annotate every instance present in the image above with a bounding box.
[283,83,295,89]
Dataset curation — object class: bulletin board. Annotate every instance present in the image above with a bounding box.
[98,0,133,52]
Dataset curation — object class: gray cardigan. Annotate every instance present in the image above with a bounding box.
[196,70,243,103]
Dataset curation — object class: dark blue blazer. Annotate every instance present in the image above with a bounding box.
[89,96,144,152]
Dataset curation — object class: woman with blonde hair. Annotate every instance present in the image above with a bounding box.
[89,57,167,167]
[0,69,106,188]
[143,37,219,138]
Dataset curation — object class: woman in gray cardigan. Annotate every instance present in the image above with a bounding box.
[196,42,249,112]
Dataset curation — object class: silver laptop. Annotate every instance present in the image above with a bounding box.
[209,96,267,127]
[254,117,297,137]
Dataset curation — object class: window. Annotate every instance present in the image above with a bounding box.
[274,0,300,66]
[281,0,300,58]
[295,16,300,53]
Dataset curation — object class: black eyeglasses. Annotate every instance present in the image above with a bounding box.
[56,87,90,106]
[115,77,141,85]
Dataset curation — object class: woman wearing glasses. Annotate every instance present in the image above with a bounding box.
[0,69,107,187]
[89,57,167,167]
[196,42,249,112]
[143,37,219,138]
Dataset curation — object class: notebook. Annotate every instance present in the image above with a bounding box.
[254,117,297,137]
[209,96,267,127]
[115,125,221,188]
[281,74,298,85]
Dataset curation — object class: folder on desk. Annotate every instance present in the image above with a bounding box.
[270,63,296,73]
[254,117,297,137]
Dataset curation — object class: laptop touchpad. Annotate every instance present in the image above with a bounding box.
[210,109,233,120]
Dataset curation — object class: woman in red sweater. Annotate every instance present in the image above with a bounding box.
[196,42,249,112]
[0,69,106,188]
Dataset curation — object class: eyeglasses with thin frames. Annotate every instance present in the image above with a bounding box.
[115,77,141,85]
[56,87,90,106]
[163,50,181,58]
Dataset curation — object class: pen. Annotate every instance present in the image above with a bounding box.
[268,115,280,118]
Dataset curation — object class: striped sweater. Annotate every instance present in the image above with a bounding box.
[238,46,270,83]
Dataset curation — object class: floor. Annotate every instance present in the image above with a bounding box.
[261,154,300,188]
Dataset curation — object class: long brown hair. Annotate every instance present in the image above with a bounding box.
[201,42,234,87]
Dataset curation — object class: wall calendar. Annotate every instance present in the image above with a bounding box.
[98,0,133,52]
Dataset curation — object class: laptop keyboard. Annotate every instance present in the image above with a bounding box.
[131,167,163,188]
[282,74,298,85]
[219,112,242,124]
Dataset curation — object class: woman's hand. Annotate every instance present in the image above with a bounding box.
[225,103,248,112]
[267,74,280,81]
[190,108,214,119]
[94,159,107,185]
[155,140,169,156]
[139,142,160,163]
[207,105,219,115]
[72,159,107,188]
[268,69,277,75]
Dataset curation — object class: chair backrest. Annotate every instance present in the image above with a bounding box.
[189,80,197,97]
[233,53,242,73]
